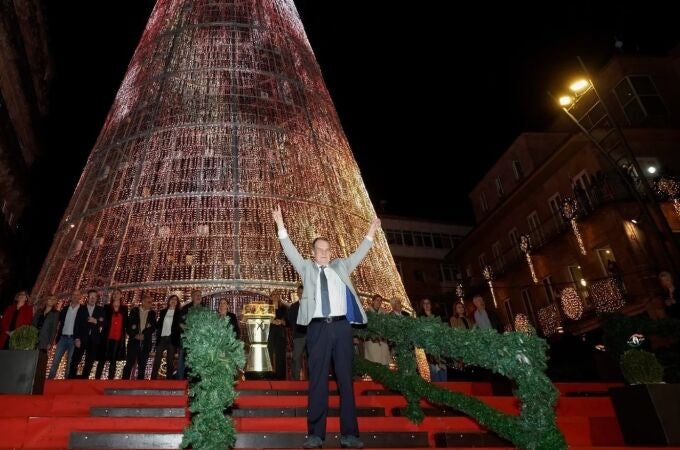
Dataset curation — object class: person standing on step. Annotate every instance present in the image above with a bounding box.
[70,289,106,379]
[272,204,380,449]
[151,294,182,380]
[177,289,203,379]
[48,290,83,379]
[123,294,156,380]
[268,292,288,380]
[96,289,128,379]
[287,284,307,380]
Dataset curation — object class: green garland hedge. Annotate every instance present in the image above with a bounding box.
[353,312,565,450]
[9,325,39,350]
[181,306,245,450]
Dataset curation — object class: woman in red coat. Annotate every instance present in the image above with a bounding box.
[0,290,34,349]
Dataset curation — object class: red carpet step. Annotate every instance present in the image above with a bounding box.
[1,379,677,449]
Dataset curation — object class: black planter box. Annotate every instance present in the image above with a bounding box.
[0,350,47,394]
[610,384,680,445]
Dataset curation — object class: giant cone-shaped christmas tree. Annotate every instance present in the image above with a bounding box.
[33,0,410,311]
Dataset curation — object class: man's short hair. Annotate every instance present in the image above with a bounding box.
[312,237,329,248]
[87,289,99,297]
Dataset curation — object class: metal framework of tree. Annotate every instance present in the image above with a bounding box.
[32,0,409,310]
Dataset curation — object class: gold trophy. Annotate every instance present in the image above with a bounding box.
[242,302,275,378]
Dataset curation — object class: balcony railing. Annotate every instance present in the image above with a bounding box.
[480,174,635,280]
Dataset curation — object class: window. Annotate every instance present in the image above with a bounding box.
[480,191,489,213]
[433,234,443,249]
[402,231,414,246]
[492,241,504,272]
[414,270,425,282]
[512,159,524,180]
[508,228,520,260]
[385,230,403,246]
[596,246,617,276]
[478,253,487,271]
[495,177,504,198]
[521,289,536,324]
[614,75,666,125]
[542,276,555,303]
[568,264,590,305]
[548,193,564,225]
[527,211,544,246]
[504,298,513,326]
[440,264,457,282]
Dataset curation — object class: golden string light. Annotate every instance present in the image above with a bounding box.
[456,283,464,303]
[514,313,532,334]
[30,0,412,315]
[656,177,680,219]
[561,197,586,255]
[559,287,584,320]
[590,278,625,313]
[482,265,497,308]
[537,303,562,336]
[519,234,538,283]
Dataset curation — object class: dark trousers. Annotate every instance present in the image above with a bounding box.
[123,339,150,380]
[306,319,358,439]
[95,338,124,379]
[268,325,287,380]
[151,336,176,379]
[69,334,101,378]
[291,336,306,380]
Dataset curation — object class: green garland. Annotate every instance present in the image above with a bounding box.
[181,307,246,450]
[620,349,664,384]
[354,312,566,450]
[602,313,680,382]
[9,325,39,350]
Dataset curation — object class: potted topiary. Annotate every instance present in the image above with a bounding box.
[0,325,47,394]
[610,349,680,445]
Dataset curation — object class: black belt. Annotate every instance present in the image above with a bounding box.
[61,334,73,337]
[310,315,346,323]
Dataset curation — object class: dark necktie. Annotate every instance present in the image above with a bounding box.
[320,266,331,317]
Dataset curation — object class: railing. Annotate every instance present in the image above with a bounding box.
[479,175,635,281]
[354,312,567,450]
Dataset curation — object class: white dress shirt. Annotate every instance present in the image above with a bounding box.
[313,263,347,318]
[161,309,175,337]
[63,304,79,335]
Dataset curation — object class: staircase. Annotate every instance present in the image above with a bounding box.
[1,379,678,449]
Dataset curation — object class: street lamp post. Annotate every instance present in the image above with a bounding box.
[553,57,680,273]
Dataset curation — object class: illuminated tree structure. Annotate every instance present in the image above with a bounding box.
[32,0,410,312]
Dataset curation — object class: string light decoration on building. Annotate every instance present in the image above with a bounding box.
[656,176,680,219]
[30,0,410,313]
[590,278,625,313]
[559,287,584,320]
[514,313,531,334]
[561,197,586,255]
[537,303,562,336]
[456,283,464,303]
[519,234,538,283]
[482,265,497,308]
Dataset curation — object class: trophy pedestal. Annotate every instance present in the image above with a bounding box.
[243,304,275,379]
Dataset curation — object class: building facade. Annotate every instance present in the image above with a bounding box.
[454,48,680,337]
[382,215,470,316]
[0,1,51,304]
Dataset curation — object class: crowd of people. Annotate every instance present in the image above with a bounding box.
[0,288,239,380]
[0,271,678,382]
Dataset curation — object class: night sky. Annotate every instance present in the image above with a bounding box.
[17,1,680,286]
